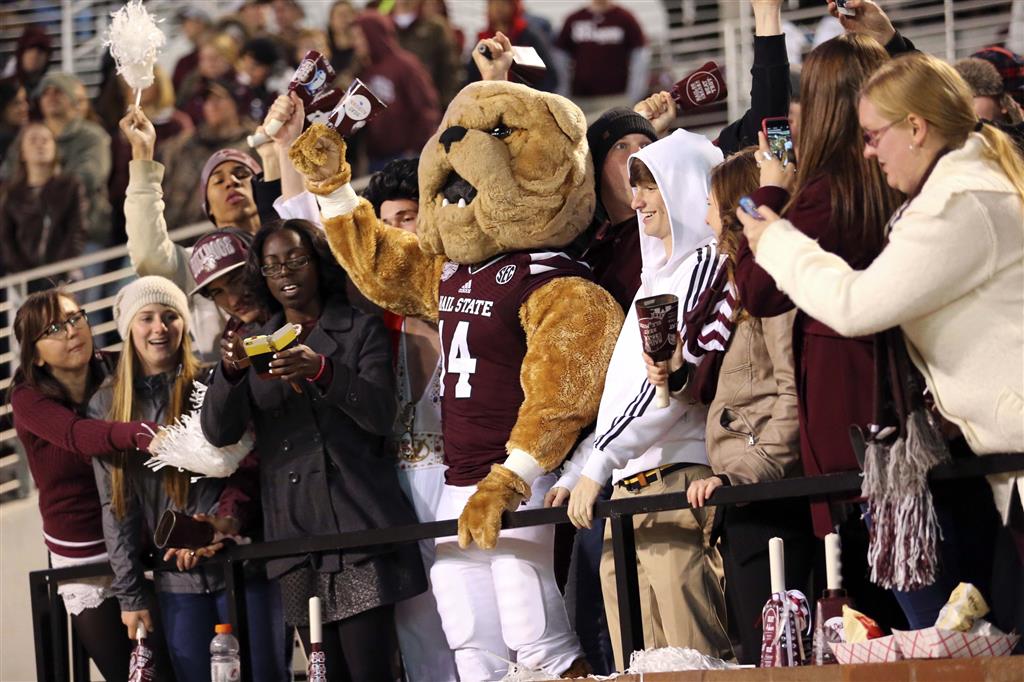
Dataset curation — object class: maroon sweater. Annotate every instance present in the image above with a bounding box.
[735,178,877,538]
[11,384,153,558]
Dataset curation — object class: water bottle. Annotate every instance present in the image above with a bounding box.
[210,623,241,682]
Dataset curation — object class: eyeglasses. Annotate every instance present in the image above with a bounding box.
[862,117,907,148]
[37,310,88,340]
[260,255,311,277]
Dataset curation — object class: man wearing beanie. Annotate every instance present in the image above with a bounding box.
[579,107,657,312]
[955,57,1024,125]
[118,91,289,359]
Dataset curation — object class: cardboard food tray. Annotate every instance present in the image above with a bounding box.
[831,634,902,664]
[893,627,1020,659]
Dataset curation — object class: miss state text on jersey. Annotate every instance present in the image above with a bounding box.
[437,251,593,486]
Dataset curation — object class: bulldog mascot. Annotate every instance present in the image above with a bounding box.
[290,81,623,680]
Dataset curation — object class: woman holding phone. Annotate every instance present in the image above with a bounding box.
[201,219,426,681]
[9,289,165,681]
[733,34,907,625]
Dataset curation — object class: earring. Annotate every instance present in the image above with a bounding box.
[908,143,916,152]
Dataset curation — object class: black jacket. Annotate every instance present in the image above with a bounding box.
[201,297,417,579]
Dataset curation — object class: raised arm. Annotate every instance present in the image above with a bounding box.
[120,106,193,291]
[743,192,997,337]
[289,124,445,320]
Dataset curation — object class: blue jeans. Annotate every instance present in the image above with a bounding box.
[156,576,287,682]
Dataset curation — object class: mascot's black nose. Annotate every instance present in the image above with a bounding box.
[439,126,468,153]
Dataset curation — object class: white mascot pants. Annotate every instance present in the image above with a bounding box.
[396,466,459,681]
[431,473,584,681]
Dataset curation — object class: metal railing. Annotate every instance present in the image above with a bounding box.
[27,452,1024,682]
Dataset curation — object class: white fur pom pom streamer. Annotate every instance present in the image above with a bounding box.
[144,382,253,478]
[104,0,165,104]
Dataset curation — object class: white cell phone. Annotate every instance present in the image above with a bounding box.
[836,0,856,17]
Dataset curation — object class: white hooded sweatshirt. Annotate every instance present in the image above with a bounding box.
[561,129,726,488]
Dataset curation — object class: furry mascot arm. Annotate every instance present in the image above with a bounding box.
[458,277,623,549]
[289,123,445,320]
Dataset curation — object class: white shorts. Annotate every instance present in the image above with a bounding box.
[49,551,115,616]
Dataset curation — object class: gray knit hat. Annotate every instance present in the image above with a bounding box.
[113,276,191,341]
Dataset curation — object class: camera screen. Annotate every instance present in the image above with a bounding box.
[765,120,792,161]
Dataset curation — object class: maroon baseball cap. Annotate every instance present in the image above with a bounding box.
[188,231,250,296]
[199,148,262,222]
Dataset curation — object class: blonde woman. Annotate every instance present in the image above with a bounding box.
[739,52,1023,632]
[89,276,285,681]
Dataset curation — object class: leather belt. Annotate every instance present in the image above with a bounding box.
[616,463,691,492]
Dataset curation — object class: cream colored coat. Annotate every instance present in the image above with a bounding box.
[755,133,1024,520]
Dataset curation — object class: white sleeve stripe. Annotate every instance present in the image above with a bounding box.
[595,381,657,451]
[595,377,650,449]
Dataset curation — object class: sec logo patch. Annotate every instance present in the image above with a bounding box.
[495,264,516,285]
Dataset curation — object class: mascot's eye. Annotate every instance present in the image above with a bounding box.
[489,124,513,139]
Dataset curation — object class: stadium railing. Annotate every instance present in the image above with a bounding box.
[27,452,1024,681]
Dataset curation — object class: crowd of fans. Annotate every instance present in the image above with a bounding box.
[3,0,1024,680]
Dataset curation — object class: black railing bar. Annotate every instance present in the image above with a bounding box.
[28,454,1023,582]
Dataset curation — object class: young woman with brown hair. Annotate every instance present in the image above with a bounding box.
[9,289,160,681]
[89,276,285,681]
[733,33,907,627]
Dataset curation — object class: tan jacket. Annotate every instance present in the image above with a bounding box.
[705,310,801,486]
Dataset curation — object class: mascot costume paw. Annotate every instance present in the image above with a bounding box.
[291,81,623,680]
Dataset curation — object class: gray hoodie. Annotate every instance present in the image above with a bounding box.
[89,371,226,611]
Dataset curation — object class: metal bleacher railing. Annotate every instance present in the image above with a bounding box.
[29,452,1024,682]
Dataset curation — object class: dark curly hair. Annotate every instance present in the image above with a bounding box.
[362,157,419,214]
[246,219,348,314]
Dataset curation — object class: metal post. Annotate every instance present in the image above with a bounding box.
[944,0,956,62]
[30,572,57,682]
[224,559,252,682]
[609,513,644,663]
[48,575,71,682]
[61,0,75,74]
[723,21,742,122]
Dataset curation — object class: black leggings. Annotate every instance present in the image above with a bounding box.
[70,598,133,682]
[296,604,398,682]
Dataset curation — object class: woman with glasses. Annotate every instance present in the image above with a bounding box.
[9,289,169,682]
[733,33,909,627]
[739,52,1023,634]
[201,219,427,681]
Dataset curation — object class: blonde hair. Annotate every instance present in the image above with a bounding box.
[106,324,201,518]
[862,52,1024,200]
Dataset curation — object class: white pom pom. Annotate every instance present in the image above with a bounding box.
[144,382,253,478]
[104,0,165,94]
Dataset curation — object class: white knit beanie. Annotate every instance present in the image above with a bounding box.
[113,276,191,341]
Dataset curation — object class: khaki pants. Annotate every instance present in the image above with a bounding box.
[600,464,733,670]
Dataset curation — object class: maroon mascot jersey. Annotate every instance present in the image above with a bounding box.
[437,250,594,485]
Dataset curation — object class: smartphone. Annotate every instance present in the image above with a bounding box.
[836,0,856,17]
[762,116,794,163]
[738,196,763,220]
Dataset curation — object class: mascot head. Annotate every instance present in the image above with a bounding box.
[416,81,595,264]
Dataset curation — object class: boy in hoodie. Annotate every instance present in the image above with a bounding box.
[555,129,733,669]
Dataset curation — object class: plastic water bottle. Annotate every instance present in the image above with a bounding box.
[210,623,241,681]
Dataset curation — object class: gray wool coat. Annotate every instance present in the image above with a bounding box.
[201,298,423,580]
